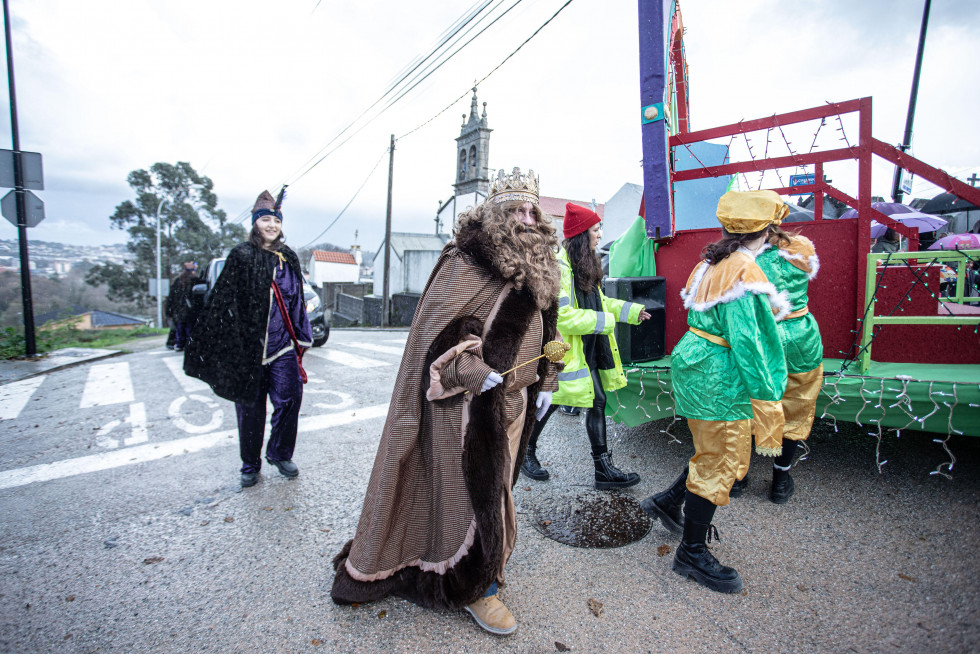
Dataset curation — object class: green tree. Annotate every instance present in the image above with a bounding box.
[85,162,246,308]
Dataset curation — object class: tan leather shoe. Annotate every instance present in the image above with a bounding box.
[464,595,517,635]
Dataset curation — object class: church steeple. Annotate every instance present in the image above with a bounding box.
[454,87,492,198]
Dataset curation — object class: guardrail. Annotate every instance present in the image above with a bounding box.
[859,249,980,372]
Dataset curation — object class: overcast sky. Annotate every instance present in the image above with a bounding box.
[0,0,977,251]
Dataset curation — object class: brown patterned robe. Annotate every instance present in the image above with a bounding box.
[331,227,559,610]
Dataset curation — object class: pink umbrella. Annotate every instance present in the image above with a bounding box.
[840,201,947,238]
[927,233,980,250]
[869,211,946,238]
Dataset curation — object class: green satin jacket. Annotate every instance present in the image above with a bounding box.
[671,251,788,421]
[755,236,823,374]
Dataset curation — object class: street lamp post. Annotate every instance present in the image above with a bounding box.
[155,198,169,329]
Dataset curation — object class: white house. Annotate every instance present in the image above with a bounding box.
[309,249,360,285]
[373,232,449,296]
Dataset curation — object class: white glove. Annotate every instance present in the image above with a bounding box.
[535,390,553,421]
[481,371,503,393]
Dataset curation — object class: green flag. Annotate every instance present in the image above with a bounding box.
[608,215,657,277]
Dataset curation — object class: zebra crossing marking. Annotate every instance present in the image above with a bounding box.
[0,376,45,420]
[305,348,389,368]
[162,356,211,393]
[346,341,406,356]
[0,403,389,490]
[80,362,134,408]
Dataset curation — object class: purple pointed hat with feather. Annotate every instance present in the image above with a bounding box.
[251,185,287,223]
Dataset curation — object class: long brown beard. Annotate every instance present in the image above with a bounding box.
[455,203,560,309]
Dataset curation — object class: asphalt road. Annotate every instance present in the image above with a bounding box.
[0,330,977,653]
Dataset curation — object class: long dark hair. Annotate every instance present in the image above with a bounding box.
[701,225,771,265]
[564,230,603,293]
[768,224,794,247]
[249,223,284,251]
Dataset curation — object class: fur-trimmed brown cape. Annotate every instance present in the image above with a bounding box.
[330,222,559,610]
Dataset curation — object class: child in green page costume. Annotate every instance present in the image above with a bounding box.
[639,190,789,594]
[520,202,651,489]
[731,227,823,504]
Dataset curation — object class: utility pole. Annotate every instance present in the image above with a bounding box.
[892,0,931,204]
[3,0,35,356]
[382,134,394,327]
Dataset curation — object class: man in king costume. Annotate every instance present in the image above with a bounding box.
[331,167,561,636]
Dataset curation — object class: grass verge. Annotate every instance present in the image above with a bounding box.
[0,325,169,359]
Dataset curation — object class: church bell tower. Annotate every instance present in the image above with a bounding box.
[453,87,492,199]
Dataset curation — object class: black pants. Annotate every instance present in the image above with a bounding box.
[530,367,607,456]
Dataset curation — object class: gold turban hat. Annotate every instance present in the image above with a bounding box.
[716,190,789,234]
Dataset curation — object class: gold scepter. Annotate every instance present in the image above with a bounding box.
[499,340,570,376]
[465,340,569,395]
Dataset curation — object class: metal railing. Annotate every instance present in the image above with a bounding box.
[859,249,980,372]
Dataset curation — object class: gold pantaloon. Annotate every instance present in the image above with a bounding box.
[686,418,751,507]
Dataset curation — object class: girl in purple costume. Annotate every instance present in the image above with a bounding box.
[184,190,312,487]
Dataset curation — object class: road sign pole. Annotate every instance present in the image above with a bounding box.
[4,0,35,356]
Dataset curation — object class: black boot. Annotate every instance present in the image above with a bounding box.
[521,405,554,481]
[729,475,750,498]
[672,491,743,594]
[640,467,688,535]
[593,452,641,489]
[586,376,640,490]
[769,439,798,504]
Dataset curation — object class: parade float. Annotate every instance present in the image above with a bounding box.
[605,1,980,476]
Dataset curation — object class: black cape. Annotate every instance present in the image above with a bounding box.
[183,241,304,404]
[168,272,202,323]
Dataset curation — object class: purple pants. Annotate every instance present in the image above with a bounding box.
[175,322,194,349]
[235,353,304,474]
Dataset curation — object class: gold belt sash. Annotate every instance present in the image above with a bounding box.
[785,305,809,320]
[689,327,730,349]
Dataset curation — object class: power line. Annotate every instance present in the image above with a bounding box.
[232,0,575,223]
[281,0,497,186]
[230,0,502,225]
[399,0,576,140]
[298,149,389,249]
[286,0,523,187]
[380,0,523,121]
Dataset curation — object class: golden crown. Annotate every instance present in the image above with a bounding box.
[489,167,539,205]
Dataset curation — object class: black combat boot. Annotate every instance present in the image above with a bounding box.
[521,405,553,481]
[729,475,750,498]
[769,439,798,504]
[672,491,743,594]
[640,467,688,535]
[593,452,641,489]
[587,405,639,489]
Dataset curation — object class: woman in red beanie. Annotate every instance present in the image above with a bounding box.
[521,203,650,488]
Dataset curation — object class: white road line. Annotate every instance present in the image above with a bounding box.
[80,362,134,408]
[383,338,407,344]
[306,348,390,368]
[0,376,45,420]
[0,403,389,491]
[162,356,211,393]
[346,341,406,356]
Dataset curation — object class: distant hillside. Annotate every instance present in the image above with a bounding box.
[0,239,132,274]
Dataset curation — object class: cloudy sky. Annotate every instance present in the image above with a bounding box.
[0,0,977,251]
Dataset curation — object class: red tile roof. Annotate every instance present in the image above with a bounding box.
[312,250,357,265]
[539,196,604,219]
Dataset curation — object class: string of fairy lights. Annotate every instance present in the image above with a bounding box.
[626,115,977,477]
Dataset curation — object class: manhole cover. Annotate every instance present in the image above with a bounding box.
[530,491,651,548]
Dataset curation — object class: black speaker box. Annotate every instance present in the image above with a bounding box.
[602,276,667,363]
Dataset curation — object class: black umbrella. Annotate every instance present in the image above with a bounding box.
[783,205,815,223]
[920,193,979,215]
